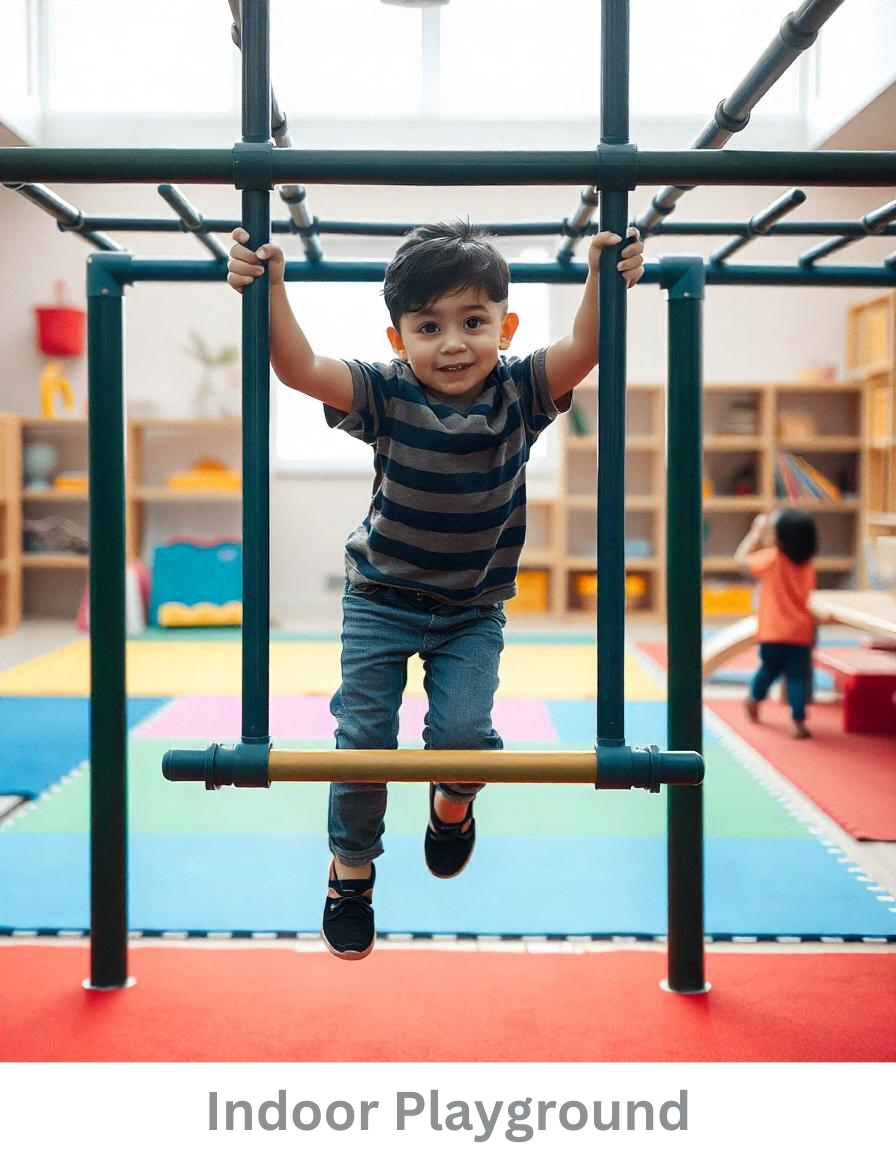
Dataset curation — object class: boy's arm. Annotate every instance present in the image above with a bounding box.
[734,514,768,563]
[227,229,353,411]
[544,228,643,402]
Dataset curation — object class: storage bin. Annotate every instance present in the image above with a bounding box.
[702,583,753,616]
[508,568,550,613]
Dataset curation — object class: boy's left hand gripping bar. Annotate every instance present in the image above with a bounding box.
[162,743,272,790]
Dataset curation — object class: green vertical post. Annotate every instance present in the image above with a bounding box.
[85,255,131,989]
[661,255,708,994]
[239,0,272,743]
[596,0,631,748]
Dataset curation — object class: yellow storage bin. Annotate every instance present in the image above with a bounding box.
[572,572,650,613]
[702,583,753,616]
[508,568,550,613]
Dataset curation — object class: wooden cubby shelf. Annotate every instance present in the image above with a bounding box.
[0,415,241,632]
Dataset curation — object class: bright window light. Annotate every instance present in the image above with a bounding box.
[440,0,601,118]
[275,268,555,474]
[630,0,801,116]
[46,0,235,113]
[270,0,422,117]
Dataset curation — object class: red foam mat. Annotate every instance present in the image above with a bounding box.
[708,697,896,842]
[2,945,894,1062]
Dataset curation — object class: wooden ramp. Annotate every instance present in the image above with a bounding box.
[701,592,896,678]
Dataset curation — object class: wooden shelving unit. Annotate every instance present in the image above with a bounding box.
[515,375,865,620]
[0,414,22,635]
[848,291,895,562]
[0,415,241,630]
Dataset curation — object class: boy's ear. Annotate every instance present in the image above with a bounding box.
[387,326,408,361]
[499,312,520,350]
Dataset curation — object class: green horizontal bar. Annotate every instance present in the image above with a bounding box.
[1,147,893,187]
[107,257,896,288]
[61,214,896,240]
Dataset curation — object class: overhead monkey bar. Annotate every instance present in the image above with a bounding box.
[635,0,848,237]
[25,209,896,245]
[557,0,846,262]
[227,0,323,263]
[799,198,896,265]
[2,145,894,186]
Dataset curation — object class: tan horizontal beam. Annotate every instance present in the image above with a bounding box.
[268,748,596,784]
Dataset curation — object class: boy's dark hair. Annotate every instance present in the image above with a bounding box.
[382,220,510,327]
[773,508,817,565]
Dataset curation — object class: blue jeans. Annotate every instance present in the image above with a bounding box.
[328,582,505,866]
[749,642,812,723]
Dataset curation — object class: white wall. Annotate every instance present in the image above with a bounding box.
[807,0,896,146]
[2,177,893,623]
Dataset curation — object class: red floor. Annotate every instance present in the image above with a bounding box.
[3,943,894,1062]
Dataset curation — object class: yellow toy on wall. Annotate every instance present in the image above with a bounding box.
[34,281,86,418]
[39,361,75,419]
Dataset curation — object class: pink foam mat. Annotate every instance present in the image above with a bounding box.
[135,695,557,743]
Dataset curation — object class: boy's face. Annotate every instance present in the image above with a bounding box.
[387,285,519,402]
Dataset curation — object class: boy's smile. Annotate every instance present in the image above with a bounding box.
[387,286,519,403]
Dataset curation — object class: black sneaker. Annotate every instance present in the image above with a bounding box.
[424,783,475,879]
[321,861,375,961]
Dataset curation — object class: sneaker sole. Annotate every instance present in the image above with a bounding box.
[424,833,473,880]
[321,931,374,961]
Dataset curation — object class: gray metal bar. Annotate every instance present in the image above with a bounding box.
[157,184,228,259]
[710,188,806,263]
[557,186,600,264]
[228,0,322,262]
[635,0,847,236]
[3,182,124,251]
[799,198,896,265]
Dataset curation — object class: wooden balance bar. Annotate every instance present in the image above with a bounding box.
[162,743,704,792]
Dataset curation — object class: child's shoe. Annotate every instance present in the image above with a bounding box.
[745,696,760,723]
[793,720,811,739]
[321,860,375,960]
[424,783,475,879]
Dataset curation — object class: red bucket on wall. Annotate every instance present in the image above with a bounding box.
[34,281,86,356]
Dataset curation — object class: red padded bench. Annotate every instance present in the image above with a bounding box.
[813,647,896,735]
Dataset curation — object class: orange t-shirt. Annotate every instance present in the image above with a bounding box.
[748,547,816,645]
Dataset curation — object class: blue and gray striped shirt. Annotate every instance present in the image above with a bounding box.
[324,350,563,605]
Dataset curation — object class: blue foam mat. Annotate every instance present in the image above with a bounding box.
[1,832,892,939]
[0,698,167,798]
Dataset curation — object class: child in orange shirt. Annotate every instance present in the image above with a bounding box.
[735,508,818,739]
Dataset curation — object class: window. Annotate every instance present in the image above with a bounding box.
[42,0,804,123]
[630,0,801,117]
[270,0,422,118]
[46,0,235,113]
[440,0,601,119]
[275,271,554,475]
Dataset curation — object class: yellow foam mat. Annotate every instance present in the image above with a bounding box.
[0,639,662,700]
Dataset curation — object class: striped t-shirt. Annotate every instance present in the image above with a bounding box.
[324,350,563,605]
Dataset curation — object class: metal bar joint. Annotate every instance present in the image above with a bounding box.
[86,252,134,296]
[596,143,638,191]
[232,141,274,191]
[162,742,272,790]
[658,255,706,300]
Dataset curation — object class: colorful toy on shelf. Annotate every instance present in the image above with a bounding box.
[150,536,242,628]
[22,441,58,490]
[78,560,150,636]
[166,456,241,492]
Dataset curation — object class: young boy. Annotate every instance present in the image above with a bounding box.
[228,219,644,959]
[735,508,818,739]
